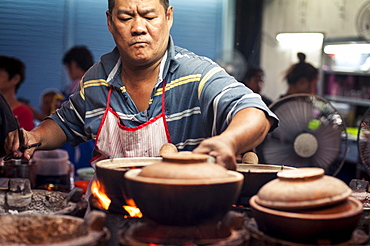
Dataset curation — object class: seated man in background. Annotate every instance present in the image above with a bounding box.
[62,46,94,97]
[61,46,95,171]
[242,67,273,106]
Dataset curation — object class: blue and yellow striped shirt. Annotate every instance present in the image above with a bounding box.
[50,37,278,153]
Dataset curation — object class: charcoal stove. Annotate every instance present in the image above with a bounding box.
[89,190,370,246]
[0,178,87,217]
[89,193,250,246]
[117,211,249,246]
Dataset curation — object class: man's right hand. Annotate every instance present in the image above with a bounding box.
[5,128,40,160]
[4,119,67,160]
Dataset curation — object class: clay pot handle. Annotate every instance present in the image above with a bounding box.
[159,143,178,157]
[242,152,258,165]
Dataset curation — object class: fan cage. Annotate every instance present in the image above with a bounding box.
[356,1,370,42]
[256,94,348,176]
[358,107,370,175]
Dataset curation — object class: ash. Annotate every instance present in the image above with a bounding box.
[0,215,84,244]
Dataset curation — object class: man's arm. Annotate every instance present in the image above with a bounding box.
[193,107,274,170]
[5,119,67,160]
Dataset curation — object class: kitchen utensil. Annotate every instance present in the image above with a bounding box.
[3,159,37,188]
[124,153,244,226]
[3,116,41,161]
[235,152,296,206]
[256,94,347,176]
[349,179,369,203]
[250,195,363,244]
[255,167,352,211]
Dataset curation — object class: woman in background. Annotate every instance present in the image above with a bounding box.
[282,52,318,97]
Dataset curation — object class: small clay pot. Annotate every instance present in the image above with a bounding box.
[255,167,352,210]
[124,153,244,226]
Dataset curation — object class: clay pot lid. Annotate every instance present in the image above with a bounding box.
[255,167,352,211]
[277,167,324,180]
[138,152,230,180]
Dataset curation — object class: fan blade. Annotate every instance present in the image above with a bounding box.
[258,94,347,176]
[273,100,314,138]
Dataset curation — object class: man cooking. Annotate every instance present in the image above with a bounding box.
[5,0,277,173]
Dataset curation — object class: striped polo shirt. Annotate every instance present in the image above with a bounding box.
[50,37,278,153]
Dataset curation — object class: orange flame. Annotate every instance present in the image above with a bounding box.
[91,180,111,210]
[123,198,142,218]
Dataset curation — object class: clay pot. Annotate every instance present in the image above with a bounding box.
[124,153,244,226]
[255,167,352,210]
[235,152,296,206]
[250,195,363,244]
[95,143,179,210]
[95,157,162,208]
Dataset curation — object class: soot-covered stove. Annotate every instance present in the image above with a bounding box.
[90,192,370,246]
[89,194,250,246]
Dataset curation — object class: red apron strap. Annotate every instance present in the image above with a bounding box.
[161,79,172,143]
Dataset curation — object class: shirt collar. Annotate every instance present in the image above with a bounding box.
[105,47,169,89]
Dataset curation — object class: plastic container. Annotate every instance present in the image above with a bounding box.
[32,149,71,190]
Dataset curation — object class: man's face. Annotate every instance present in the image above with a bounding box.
[106,0,173,69]
[245,72,264,94]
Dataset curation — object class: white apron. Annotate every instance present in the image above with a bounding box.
[86,82,171,210]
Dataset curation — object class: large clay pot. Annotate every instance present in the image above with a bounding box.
[95,157,162,209]
[124,153,244,226]
[235,152,296,206]
[95,143,178,211]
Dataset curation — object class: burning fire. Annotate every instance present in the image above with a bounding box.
[123,198,142,218]
[91,180,142,218]
[91,180,111,210]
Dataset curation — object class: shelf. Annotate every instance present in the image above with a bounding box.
[325,95,370,107]
[323,70,370,77]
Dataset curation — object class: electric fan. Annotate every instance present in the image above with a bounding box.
[256,94,348,176]
[215,49,247,81]
[358,107,370,174]
[356,1,370,42]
